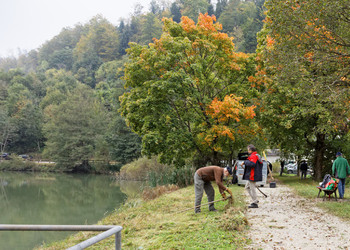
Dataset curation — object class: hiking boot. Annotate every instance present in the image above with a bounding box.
[248,203,259,208]
[209,208,218,212]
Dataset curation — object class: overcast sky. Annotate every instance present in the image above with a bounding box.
[0,0,156,57]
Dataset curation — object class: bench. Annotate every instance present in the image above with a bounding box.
[317,186,338,201]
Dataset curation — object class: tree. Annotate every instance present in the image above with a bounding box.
[0,108,15,153]
[181,0,209,21]
[170,2,182,23]
[138,13,163,45]
[120,14,258,167]
[215,0,228,19]
[43,84,107,171]
[219,0,263,53]
[2,71,44,153]
[258,0,350,180]
[95,59,142,164]
[73,15,120,87]
[207,0,214,16]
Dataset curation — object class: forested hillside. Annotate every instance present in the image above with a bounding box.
[0,0,266,171]
[2,0,348,178]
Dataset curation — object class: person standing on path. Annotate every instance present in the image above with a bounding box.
[194,166,233,213]
[332,152,350,199]
[300,160,308,179]
[242,144,263,208]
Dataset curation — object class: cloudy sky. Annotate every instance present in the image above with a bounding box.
[0,0,156,57]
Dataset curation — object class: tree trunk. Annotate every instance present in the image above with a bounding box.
[313,133,326,181]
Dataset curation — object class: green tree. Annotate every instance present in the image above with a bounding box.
[170,2,182,23]
[181,0,209,21]
[215,0,228,19]
[95,59,142,164]
[258,0,350,180]
[73,15,120,87]
[5,81,43,153]
[120,14,258,167]
[219,0,263,53]
[43,84,107,171]
[138,13,163,45]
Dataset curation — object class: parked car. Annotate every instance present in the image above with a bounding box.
[285,162,298,174]
[19,154,32,160]
[0,153,10,160]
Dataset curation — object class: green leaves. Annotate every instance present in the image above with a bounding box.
[259,0,350,179]
[121,14,257,166]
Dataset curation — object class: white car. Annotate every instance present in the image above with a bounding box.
[236,160,268,187]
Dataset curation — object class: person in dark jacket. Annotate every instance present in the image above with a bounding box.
[300,160,308,179]
[194,166,233,213]
[241,144,263,208]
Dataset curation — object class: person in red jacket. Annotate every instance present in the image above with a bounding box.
[241,144,263,208]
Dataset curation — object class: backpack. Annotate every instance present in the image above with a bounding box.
[320,174,332,188]
[325,178,338,190]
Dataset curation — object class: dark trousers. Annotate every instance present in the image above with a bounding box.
[301,170,307,179]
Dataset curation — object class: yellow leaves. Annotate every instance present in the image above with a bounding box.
[181,16,196,32]
[266,35,275,48]
[198,94,257,150]
[197,13,217,33]
[304,51,314,62]
[206,94,256,123]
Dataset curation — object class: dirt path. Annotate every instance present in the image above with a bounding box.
[245,183,350,249]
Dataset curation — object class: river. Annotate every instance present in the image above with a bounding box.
[0,172,144,250]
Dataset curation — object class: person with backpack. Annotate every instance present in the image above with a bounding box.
[332,152,350,199]
[241,144,263,208]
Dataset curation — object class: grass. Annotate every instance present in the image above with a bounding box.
[37,184,250,249]
[276,175,350,220]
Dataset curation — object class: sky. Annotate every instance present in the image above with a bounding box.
[0,0,155,57]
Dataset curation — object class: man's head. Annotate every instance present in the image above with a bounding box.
[224,167,232,176]
[247,144,256,154]
[336,152,342,157]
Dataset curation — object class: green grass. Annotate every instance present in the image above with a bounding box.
[276,175,350,220]
[37,185,250,249]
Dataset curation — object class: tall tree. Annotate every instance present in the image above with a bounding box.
[258,0,350,180]
[120,14,258,167]
[170,2,182,23]
[181,0,209,21]
[43,84,107,171]
[219,0,262,53]
[73,15,120,87]
[95,59,142,164]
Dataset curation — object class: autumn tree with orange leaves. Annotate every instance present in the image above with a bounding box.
[120,13,260,167]
[257,0,350,180]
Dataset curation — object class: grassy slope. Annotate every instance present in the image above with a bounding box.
[276,175,350,220]
[38,185,250,249]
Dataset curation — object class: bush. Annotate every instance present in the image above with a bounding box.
[119,157,168,181]
[118,157,195,187]
[148,165,195,187]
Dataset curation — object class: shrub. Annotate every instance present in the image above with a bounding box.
[119,157,168,181]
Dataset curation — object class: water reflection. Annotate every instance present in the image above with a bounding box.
[0,172,144,250]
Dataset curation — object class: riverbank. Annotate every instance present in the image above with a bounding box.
[37,184,250,249]
[0,158,120,174]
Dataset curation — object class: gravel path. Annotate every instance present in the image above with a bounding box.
[245,183,350,249]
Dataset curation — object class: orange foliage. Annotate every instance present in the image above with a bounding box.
[181,16,196,32]
[206,94,256,123]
